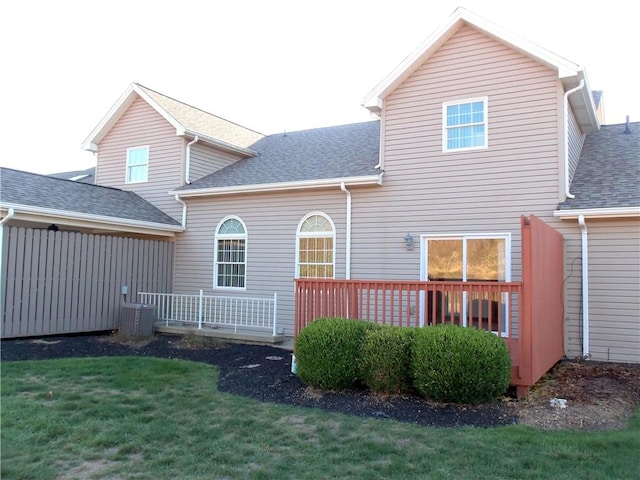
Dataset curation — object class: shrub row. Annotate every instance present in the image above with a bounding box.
[294,318,511,404]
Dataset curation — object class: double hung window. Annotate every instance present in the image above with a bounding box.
[443,97,488,151]
[296,213,335,279]
[214,216,247,289]
[126,146,149,183]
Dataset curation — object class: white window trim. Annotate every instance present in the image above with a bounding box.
[442,97,488,152]
[419,232,511,282]
[213,215,247,291]
[125,145,149,184]
[295,211,336,279]
[419,232,511,336]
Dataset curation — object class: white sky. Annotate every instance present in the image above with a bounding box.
[1,0,638,175]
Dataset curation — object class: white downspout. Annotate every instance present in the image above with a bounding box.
[340,182,352,279]
[578,214,590,358]
[0,207,16,295]
[563,79,584,199]
[175,195,187,228]
[185,136,199,185]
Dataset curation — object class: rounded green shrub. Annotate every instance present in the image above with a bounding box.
[359,325,414,394]
[411,324,511,404]
[294,317,376,390]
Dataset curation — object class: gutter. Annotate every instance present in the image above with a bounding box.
[173,174,383,198]
[175,195,187,228]
[177,129,258,157]
[1,203,184,234]
[563,79,585,199]
[578,215,590,358]
[340,182,352,279]
[554,207,640,219]
[0,207,16,227]
[185,136,199,184]
[0,207,16,291]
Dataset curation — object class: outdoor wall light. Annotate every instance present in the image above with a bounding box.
[404,233,414,250]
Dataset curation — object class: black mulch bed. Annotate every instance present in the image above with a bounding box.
[1,333,518,429]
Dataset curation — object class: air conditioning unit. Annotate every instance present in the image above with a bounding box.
[119,303,156,338]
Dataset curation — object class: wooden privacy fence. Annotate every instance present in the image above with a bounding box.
[1,227,174,338]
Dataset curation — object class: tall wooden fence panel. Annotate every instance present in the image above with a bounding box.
[517,215,565,390]
[1,227,174,338]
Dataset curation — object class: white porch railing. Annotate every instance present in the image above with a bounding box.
[138,290,278,335]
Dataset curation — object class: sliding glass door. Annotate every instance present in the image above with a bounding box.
[421,234,510,334]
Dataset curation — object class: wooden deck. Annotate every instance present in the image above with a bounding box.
[294,216,565,397]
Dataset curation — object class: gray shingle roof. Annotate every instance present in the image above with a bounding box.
[558,122,640,210]
[1,168,181,227]
[137,84,264,150]
[49,167,96,184]
[177,121,380,191]
[592,90,603,109]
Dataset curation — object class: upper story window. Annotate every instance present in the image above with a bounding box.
[442,97,488,152]
[296,213,335,279]
[126,146,149,183]
[214,216,247,289]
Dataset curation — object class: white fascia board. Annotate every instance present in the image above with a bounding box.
[565,70,600,133]
[178,129,258,157]
[173,174,382,198]
[362,7,581,112]
[1,202,185,235]
[81,83,138,151]
[554,207,640,219]
[80,83,185,152]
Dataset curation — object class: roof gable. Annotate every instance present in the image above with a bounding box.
[81,83,264,156]
[362,7,598,132]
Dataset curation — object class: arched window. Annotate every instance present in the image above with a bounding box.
[214,216,247,289]
[296,213,335,278]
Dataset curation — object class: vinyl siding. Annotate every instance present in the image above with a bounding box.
[565,219,640,363]
[96,97,184,221]
[174,189,350,335]
[188,142,244,183]
[351,25,562,289]
[567,107,586,185]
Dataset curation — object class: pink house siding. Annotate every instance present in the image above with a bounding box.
[350,25,562,276]
[188,142,244,183]
[567,107,586,186]
[96,97,185,221]
[174,189,352,336]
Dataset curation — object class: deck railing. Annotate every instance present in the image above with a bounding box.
[294,279,522,339]
[139,291,278,335]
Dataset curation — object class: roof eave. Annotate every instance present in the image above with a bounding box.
[563,71,600,133]
[178,129,257,157]
[173,174,383,198]
[362,7,587,115]
[0,202,184,236]
[554,206,640,219]
[81,83,185,152]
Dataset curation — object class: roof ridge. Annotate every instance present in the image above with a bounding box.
[264,119,379,138]
[0,167,127,194]
[135,83,264,136]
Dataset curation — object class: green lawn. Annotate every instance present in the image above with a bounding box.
[2,357,638,480]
